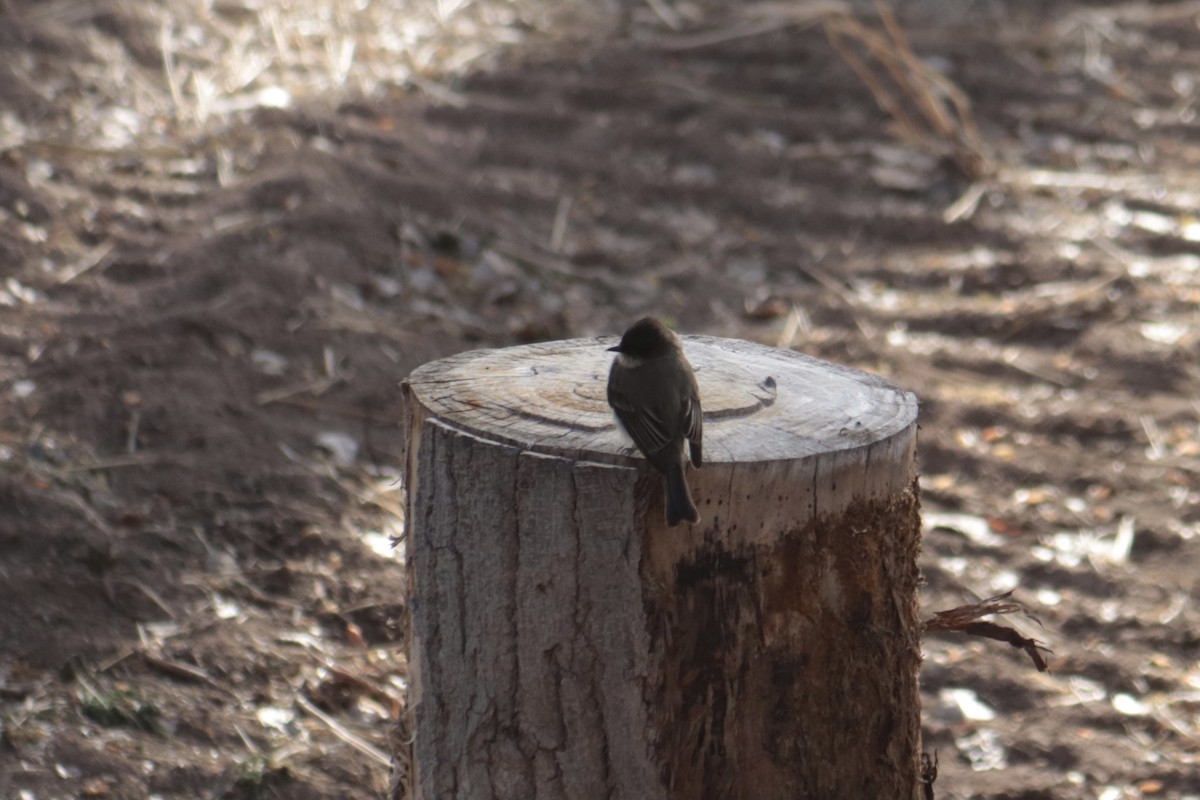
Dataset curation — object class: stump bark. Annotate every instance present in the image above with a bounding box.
[400,334,922,800]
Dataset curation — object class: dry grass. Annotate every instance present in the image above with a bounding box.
[6,0,608,150]
[645,1,992,180]
[823,0,992,179]
[7,0,993,182]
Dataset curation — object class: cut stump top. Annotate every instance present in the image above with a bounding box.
[404,335,917,465]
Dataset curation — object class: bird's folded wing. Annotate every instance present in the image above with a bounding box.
[684,396,703,466]
[609,390,673,456]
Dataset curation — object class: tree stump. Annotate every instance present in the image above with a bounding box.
[400,334,922,800]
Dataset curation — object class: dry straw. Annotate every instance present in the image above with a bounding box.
[823,0,992,179]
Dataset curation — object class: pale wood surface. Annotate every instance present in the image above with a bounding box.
[405,335,915,462]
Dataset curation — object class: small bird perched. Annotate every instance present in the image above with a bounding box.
[606,317,703,526]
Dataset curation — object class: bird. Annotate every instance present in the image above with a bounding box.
[606,317,703,526]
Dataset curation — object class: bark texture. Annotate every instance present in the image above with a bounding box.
[401,335,922,800]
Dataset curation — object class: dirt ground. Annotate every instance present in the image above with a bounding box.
[1,0,1199,798]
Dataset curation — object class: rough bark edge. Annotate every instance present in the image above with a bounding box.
[645,481,924,800]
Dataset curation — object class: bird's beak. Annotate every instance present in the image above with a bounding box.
[607,345,620,352]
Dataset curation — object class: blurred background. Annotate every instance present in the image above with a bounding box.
[1,0,1198,797]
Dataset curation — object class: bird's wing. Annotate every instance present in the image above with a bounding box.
[608,379,674,461]
[684,394,702,466]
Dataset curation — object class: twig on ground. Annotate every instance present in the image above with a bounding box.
[160,22,187,120]
[98,631,238,697]
[644,0,683,30]
[126,410,141,455]
[793,260,876,341]
[128,580,177,619]
[234,722,262,754]
[550,194,572,252]
[256,376,342,406]
[655,1,847,51]
[943,182,986,223]
[140,651,237,694]
[56,242,115,285]
[59,452,197,473]
[296,692,393,768]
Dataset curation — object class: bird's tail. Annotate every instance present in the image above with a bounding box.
[665,463,699,527]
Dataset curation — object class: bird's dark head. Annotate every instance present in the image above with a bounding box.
[608,317,679,358]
